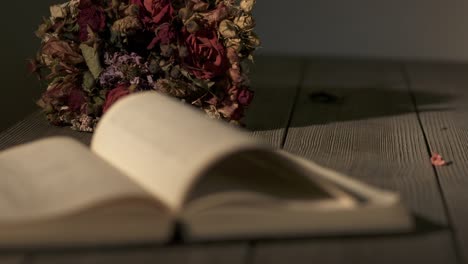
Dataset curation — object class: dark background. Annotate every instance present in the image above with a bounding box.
[2,0,468,131]
[0,0,57,131]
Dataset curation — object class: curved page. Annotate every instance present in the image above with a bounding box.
[181,150,412,239]
[183,149,356,213]
[92,92,263,211]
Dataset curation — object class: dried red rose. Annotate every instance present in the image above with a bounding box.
[78,0,106,42]
[183,28,228,80]
[238,89,254,106]
[147,23,176,49]
[225,85,254,106]
[143,0,174,24]
[103,84,131,113]
[67,88,87,113]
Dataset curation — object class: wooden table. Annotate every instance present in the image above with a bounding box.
[1,57,467,264]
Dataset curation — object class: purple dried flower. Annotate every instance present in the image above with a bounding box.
[99,52,152,90]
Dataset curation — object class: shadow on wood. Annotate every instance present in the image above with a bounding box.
[247,85,454,131]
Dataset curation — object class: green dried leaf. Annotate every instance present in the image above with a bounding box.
[82,71,95,93]
[79,44,103,79]
[93,96,105,105]
[193,78,215,90]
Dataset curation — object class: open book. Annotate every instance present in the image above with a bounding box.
[0,93,412,247]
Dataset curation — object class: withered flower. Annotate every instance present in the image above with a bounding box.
[50,4,67,19]
[179,7,193,22]
[240,0,256,13]
[183,28,229,80]
[219,20,237,38]
[77,0,106,41]
[247,32,261,47]
[32,0,260,130]
[185,19,201,34]
[41,38,83,66]
[226,37,242,52]
[148,23,176,49]
[187,0,209,12]
[143,0,175,24]
[103,84,131,113]
[234,15,255,30]
[202,3,229,24]
[112,16,143,35]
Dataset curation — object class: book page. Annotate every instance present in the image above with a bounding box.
[0,137,163,222]
[183,149,356,214]
[91,92,262,212]
[180,150,412,240]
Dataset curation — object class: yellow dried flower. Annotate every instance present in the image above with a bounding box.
[219,20,237,38]
[111,16,142,35]
[204,105,222,119]
[234,15,255,30]
[124,4,140,16]
[50,4,67,19]
[226,38,242,52]
[35,23,50,38]
[240,0,256,13]
[179,7,193,22]
[247,32,260,47]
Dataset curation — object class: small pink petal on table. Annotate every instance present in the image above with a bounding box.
[431,152,447,166]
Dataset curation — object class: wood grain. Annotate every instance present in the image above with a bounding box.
[406,63,468,263]
[29,244,246,264]
[287,60,448,224]
[0,111,92,150]
[254,231,456,264]
[0,255,26,264]
[253,60,458,264]
[244,56,305,147]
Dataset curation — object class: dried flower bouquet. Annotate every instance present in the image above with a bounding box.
[30,0,259,132]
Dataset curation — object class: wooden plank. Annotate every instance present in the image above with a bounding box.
[0,111,92,150]
[244,55,305,147]
[29,244,247,264]
[288,59,448,225]
[254,231,456,264]
[0,255,26,264]
[406,63,468,263]
[253,60,458,264]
